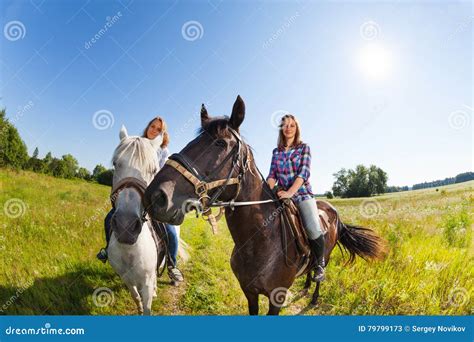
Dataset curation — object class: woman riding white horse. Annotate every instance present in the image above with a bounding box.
[106,125,163,315]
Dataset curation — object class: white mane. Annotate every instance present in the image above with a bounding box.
[112,136,159,177]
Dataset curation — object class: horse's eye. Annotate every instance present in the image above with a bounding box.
[215,139,227,148]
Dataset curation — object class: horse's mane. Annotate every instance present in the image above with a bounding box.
[112,137,158,176]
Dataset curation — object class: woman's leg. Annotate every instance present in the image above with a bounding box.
[296,198,326,281]
[164,224,183,283]
[97,208,115,262]
[164,224,178,266]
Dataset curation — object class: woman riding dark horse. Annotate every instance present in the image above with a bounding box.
[144,96,386,315]
[267,114,326,282]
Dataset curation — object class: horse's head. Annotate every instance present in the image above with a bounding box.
[144,95,246,225]
[111,125,162,244]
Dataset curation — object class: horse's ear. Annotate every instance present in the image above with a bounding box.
[149,133,163,151]
[229,95,245,130]
[119,125,128,141]
[201,104,210,127]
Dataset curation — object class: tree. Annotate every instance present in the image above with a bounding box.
[0,109,29,169]
[42,152,53,174]
[455,172,474,184]
[97,169,113,186]
[92,164,107,181]
[332,168,349,197]
[61,154,79,179]
[325,191,333,199]
[332,164,388,198]
[32,147,39,159]
[77,167,91,180]
[48,158,67,177]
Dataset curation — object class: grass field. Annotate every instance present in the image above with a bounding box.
[0,168,472,315]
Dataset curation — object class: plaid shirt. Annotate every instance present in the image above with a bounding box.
[267,143,314,203]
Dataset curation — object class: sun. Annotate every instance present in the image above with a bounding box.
[357,44,392,80]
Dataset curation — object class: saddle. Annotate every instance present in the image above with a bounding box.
[280,199,335,275]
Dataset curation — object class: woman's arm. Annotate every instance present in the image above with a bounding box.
[277,177,304,198]
[267,177,276,190]
[159,147,170,169]
[266,149,278,189]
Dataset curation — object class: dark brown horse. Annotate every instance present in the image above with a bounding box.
[143,96,386,315]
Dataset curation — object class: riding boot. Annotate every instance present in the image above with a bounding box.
[97,208,115,263]
[309,235,326,282]
[166,254,184,283]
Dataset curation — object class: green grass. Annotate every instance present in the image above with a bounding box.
[0,169,472,315]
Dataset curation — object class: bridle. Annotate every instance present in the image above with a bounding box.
[165,127,277,233]
[110,176,149,222]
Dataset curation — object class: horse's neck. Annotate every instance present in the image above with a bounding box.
[224,162,281,246]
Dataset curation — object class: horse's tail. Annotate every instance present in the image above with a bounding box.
[336,218,387,265]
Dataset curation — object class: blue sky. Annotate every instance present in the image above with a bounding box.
[1,0,472,192]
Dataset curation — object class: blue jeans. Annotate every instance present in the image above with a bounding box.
[296,198,323,240]
[104,208,178,265]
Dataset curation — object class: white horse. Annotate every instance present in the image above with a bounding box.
[107,125,173,315]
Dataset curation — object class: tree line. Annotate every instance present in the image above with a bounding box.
[0,108,113,186]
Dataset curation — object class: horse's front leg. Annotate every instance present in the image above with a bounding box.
[244,291,259,315]
[125,283,143,314]
[139,275,156,315]
[311,281,321,305]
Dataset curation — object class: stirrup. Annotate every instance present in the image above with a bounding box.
[313,265,325,282]
[96,248,108,263]
[168,266,184,283]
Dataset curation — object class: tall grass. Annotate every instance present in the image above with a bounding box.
[0,169,472,315]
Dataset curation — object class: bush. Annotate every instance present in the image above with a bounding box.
[442,203,471,248]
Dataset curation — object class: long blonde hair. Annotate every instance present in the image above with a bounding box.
[143,116,169,148]
[277,114,302,150]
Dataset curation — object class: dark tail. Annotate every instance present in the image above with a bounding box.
[336,219,387,265]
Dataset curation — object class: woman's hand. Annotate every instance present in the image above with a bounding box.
[277,190,293,199]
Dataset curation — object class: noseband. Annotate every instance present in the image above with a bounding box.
[165,127,250,233]
[110,177,148,217]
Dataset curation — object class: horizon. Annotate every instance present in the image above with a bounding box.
[1,0,472,192]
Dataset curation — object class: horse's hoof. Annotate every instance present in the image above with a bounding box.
[170,280,178,287]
